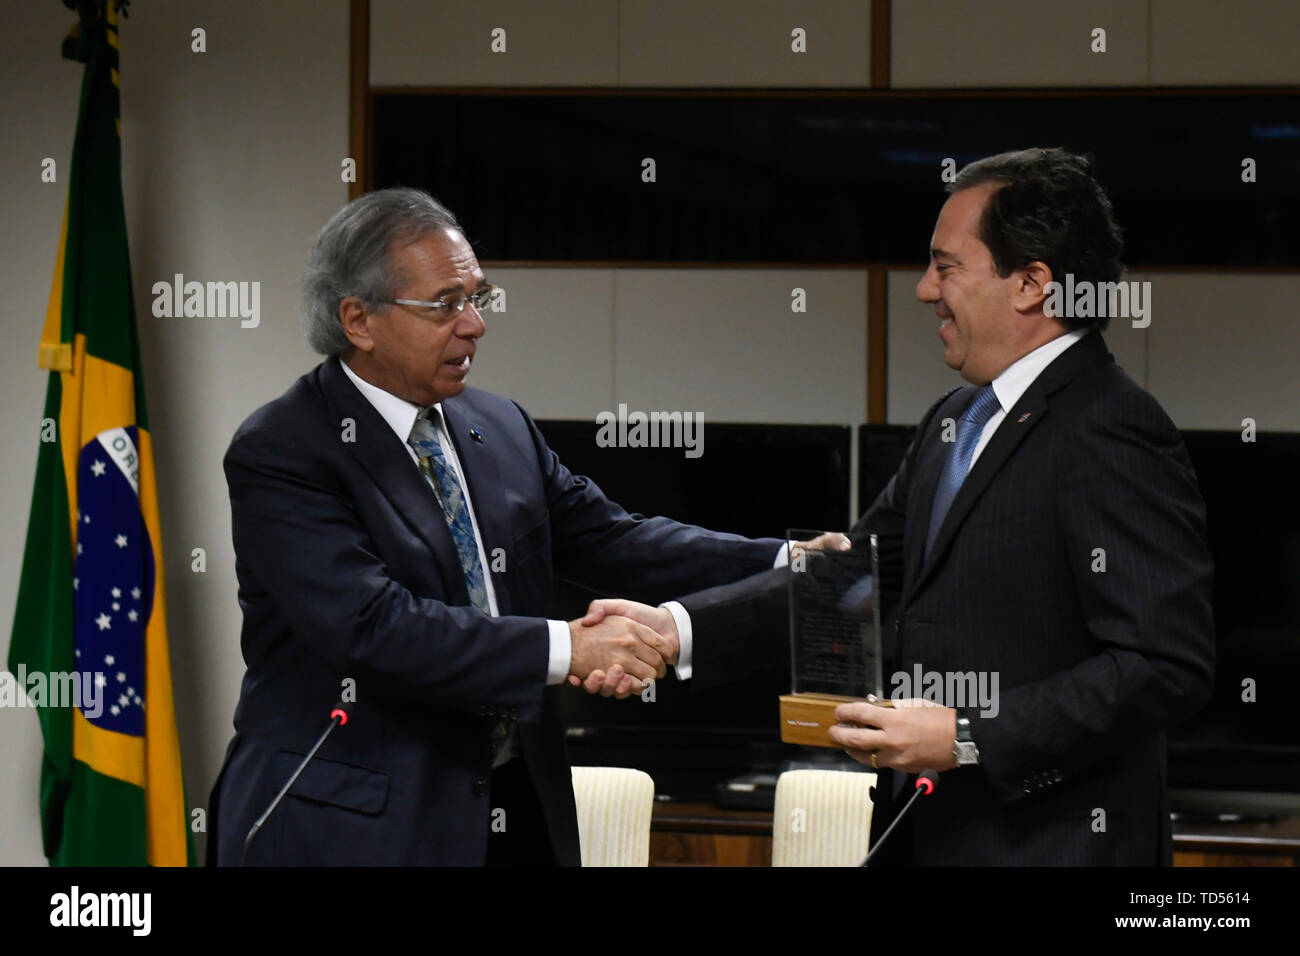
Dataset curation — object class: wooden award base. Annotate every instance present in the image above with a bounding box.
[779,693,893,748]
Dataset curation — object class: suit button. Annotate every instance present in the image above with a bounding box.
[473,779,488,797]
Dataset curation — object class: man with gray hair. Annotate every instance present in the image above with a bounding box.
[206,187,787,866]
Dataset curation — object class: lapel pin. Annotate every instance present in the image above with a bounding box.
[1017,412,1032,424]
[470,428,485,444]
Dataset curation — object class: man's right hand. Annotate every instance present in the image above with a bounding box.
[567,614,672,697]
[566,599,680,699]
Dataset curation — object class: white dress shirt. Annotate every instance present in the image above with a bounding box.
[339,360,573,685]
[971,328,1087,472]
[341,359,787,692]
[668,329,1089,683]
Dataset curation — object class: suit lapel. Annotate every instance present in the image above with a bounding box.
[441,395,513,616]
[905,331,1111,600]
[911,389,1050,593]
[318,357,468,605]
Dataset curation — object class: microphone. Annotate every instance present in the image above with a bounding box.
[860,769,938,867]
[239,701,353,866]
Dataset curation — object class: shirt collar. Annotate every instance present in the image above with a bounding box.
[339,357,443,444]
[989,327,1089,414]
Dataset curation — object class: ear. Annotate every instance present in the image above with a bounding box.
[1010,260,1054,315]
[339,296,376,352]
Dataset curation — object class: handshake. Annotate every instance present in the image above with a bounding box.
[565,599,674,700]
[564,531,851,699]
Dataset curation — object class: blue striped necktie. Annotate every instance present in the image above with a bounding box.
[408,412,491,613]
[925,385,1002,560]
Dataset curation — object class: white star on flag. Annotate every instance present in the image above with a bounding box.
[95,613,111,631]
[115,534,128,548]
[111,706,120,716]
[95,674,107,689]
[105,654,115,665]
[91,460,107,477]
[117,672,126,682]
[111,587,121,598]
[131,587,141,599]
[127,610,139,622]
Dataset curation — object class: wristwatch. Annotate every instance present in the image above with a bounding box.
[953,708,980,766]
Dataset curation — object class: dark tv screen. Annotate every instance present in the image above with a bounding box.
[375,91,1300,268]
[1168,431,1300,791]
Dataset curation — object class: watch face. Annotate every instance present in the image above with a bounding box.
[954,741,979,765]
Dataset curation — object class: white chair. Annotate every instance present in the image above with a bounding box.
[570,766,656,866]
[771,769,876,866]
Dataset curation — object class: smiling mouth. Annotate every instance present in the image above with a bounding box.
[443,355,472,371]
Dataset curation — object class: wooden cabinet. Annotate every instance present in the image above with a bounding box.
[650,801,1300,866]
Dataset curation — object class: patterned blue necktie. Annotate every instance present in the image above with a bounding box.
[924,385,1002,560]
[408,411,491,613]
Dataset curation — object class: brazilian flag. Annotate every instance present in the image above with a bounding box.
[7,0,191,865]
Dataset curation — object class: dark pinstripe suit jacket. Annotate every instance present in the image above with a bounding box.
[683,330,1215,865]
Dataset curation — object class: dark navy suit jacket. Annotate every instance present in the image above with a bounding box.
[681,331,1215,865]
[208,356,780,865]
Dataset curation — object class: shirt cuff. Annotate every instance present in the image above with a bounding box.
[661,601,693,682]
[546,619,571,686]
[773,541,797,568]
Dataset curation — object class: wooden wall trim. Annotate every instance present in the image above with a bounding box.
[348,0,370,200]
[475,260,1300,276]
[368,85,1300,99]
[870,0,891,89]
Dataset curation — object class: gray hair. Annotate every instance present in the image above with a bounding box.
[301,187,462,355]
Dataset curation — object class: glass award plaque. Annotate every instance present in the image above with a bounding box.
[779,531,890,747]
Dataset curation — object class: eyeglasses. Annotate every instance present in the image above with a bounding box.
[384,285,496,318]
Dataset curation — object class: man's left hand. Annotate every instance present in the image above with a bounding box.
[829,698,958,773]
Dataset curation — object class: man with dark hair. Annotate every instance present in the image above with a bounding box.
[586,147,1215,865]
[947,147,1125,329]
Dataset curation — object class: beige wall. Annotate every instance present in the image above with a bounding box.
[888,268,1300,431]
[0,1,84,869]
[893,0,1300,88]
[1,0,349,865]
[372,0,870,88]
[374,0,1300,88]
[472,268,868,424]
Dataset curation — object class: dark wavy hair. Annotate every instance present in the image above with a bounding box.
[949,148,1124,331]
